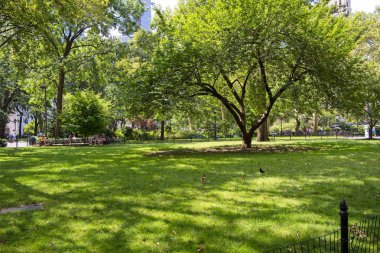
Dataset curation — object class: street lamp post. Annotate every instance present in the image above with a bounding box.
[40,86,48,138]
[13,118,18,148]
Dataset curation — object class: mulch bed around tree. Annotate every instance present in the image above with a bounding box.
[147,145,318,156]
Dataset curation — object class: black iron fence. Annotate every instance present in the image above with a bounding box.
[265,201,379,253]
[350,216,379,253]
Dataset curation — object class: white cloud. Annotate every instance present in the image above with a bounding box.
[351,0,380,13]
[152,0,178,10]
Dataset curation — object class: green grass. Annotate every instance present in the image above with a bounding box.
[0,140,379,252]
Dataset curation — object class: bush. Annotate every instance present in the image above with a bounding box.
[61,90,111,137]
[124,127,134,140]
[0,139,7,147]
[24,122,35,135]
[132,129,156,140]
[115,129,124,139]
[103,128,115,138]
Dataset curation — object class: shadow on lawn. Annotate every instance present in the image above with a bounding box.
[0,142,379,252]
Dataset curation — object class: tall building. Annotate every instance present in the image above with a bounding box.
[329,0,352,16]
[120,0,152,42]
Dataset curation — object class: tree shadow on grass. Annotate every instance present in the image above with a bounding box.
[0,142,379,252]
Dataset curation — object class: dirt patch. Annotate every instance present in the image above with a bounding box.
[0,203,44,214]
[147,145,318,156]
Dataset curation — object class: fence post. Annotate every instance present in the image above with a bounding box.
[340,200,349,253]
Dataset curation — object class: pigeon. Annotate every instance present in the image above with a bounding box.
[201,175,207,184]
[259,168,266,174]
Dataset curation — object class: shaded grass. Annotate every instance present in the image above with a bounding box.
[0,140,379,252]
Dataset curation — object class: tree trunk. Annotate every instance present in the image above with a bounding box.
[188,117,193,131]
[0,122,6,139]
[295,117,301,132]
[257,117,269,142]
[369,119,373,140]
[242,133,253,149]
[18,112,23,136]
[213,114,217,141]
[38,114,44,133]
[160,120,165,141]
[55,68,65,138]
[313,112,318,134]
[34,117,38,135]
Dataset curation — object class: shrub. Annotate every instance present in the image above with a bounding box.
[124,127,134,140]
[61,90,111,137]
[132,129,156,140]
[0,139,7,147]
[23,122,35,135]
[115,129,124,139]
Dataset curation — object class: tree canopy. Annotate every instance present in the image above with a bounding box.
[152,0,364,147]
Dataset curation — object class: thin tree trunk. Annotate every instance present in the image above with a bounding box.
[313,112,318,134]
[369,119,373,140]
[33,114,38,135]
[55,68,65,138]
[18,112,23,136]
[0,122,6,139]
[160,120,165,141]
[188,117,193,131]
[39,114,44,133]
[257,117,269,142]
[295,117,301,132]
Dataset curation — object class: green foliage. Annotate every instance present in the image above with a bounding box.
[23,122,35,135]
[0,139,7,147]
[114,129,124,139]
[61,90,111,137]
[153,0,364,147]
[132,129,157,140]
[124,127,134,140]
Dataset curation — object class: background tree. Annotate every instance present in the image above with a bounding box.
[61,90,110,137]
[0,46,25,138]
[349,9,380,139]
[22,0,144,137]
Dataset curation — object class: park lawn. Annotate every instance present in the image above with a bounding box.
[0,140,379,253]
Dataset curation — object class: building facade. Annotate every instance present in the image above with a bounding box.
[5,112,29,137]
[329,0,352,16]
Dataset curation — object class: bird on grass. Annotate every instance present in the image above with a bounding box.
[201,175,207,184]
[259,168,266,174]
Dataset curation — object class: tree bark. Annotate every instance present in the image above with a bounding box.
[38,114,44,133]
[188,117,193,131]
[0,122,6,139]
[18,112,23,136]
[313,112,318,134]
[160,120,165,141]
[295,117,301,132]
[369,119,374,140]
[55,68,65,137]
[257,117,270,142]
[242,132,253,149]
[34,116,38,135]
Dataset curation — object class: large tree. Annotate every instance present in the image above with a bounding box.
[23,0,143,137]
[352,9,380,139]
[155,0,363,148]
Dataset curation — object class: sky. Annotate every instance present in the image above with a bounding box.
[153,0,380,13]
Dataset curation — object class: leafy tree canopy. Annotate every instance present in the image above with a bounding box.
[155,0,365,147]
